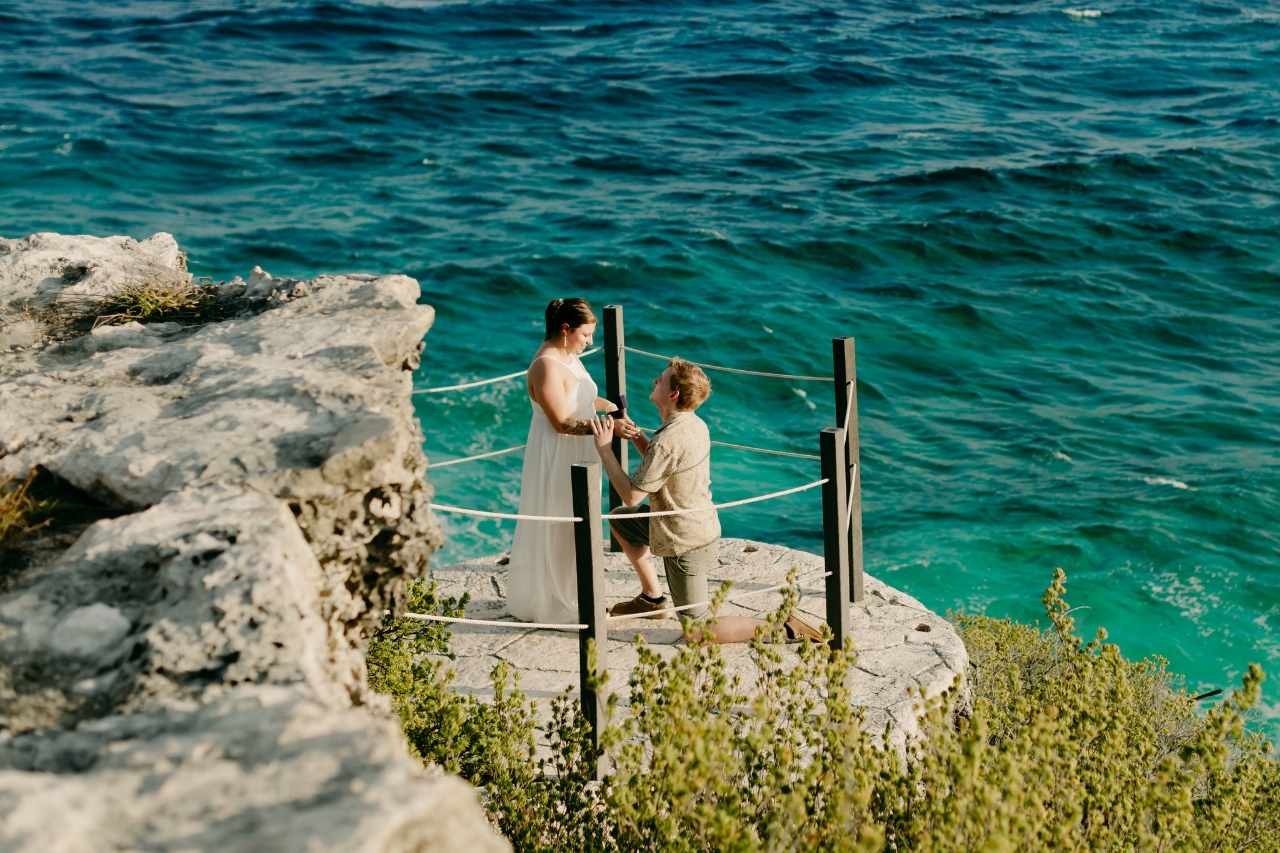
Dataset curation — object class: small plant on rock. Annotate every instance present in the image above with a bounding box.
[0,470,54,544]
[92,260,213,327]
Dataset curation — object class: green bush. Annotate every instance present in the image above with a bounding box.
[369,570,1280,852]
[367,582,605,849]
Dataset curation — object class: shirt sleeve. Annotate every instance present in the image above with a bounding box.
[631,436,676,493]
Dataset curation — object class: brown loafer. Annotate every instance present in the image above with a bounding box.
[609,594,670,619]
[784,611,826,643]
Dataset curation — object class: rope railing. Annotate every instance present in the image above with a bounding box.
[400,611,588,631]
[709,439,820,461]
[391,568,832,629]
[431,504,582,522]
[606,479,827,519]
[415,346,602,394]
[432,478,828,525]
[427,444,526,469]
[606,569,832,621]
[622,345,833,382]
[636,426,819,461]
[430,433,818,471]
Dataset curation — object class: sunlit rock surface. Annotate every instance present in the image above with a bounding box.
[0,233,503,853]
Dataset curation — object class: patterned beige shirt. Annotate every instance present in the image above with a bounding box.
[630,411,720,557]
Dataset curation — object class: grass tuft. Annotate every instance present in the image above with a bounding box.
[0,470,54,543]
[92,261,214,327]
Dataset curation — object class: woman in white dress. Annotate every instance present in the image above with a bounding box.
[507,298,617,624]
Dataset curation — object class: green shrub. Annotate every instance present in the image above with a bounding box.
[600,580,890,852]
[370,570,1280,852]
[367,582,604,850]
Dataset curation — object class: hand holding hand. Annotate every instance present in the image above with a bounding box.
[614,416,641,440]
[589,414,615,450]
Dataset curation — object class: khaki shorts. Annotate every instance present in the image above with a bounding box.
[610,505,718,622]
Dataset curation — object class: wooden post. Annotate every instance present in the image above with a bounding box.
[603,305,627,553]
[571,461,609,779]
[820,427,851,651]
[833,338,864,603]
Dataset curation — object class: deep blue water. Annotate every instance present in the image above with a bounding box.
[3,1,1278,722]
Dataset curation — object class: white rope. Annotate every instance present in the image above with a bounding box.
[847,462,859,519]
[636,426,818,461]
[712,439,820,461]
[426,433,818,470]
[415,346,602,394]
[622,345,833,382]
[607,479,827,519]
[432,504,580,522]
[400,612,586,630]
[607,570,832,621]
[427,444,525,469]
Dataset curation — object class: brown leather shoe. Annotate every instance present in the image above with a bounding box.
[609,594,670,619]
[784,611,826,643]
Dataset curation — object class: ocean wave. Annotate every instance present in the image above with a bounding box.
[1144,477,1192,490]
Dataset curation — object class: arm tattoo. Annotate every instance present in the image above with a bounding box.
[562,417,594,436]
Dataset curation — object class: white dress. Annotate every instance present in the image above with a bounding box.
[507,354,599,625]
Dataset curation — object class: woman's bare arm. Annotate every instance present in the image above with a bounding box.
[528,358,594,435]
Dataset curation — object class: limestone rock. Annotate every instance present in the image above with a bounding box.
[0,231,186,308]
[0,232,497,852]
[0,686,506,853]
[0,485,351,735]
[0,258,443,646]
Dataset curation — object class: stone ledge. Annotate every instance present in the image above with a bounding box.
[431,537,970,754]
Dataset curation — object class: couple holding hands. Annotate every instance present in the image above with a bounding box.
[505,298,823,644]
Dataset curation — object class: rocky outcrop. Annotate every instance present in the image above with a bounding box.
[0,231,187,309]
[0,233,503,852]
[0,686,499,853]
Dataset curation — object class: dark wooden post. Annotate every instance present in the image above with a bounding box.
[572,461,609,779]
[603,305,627,552]
[820,427,851,650]
[833,338,864,603]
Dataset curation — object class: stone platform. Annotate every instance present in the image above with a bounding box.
[431,538,969,753]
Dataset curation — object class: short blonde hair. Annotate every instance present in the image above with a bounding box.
[668,357,711,411]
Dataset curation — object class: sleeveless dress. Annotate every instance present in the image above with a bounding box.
[507,354,599,625]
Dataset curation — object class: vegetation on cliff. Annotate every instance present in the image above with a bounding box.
[369,571,1280,851]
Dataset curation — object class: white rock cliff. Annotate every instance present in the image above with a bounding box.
[0,233,505,852]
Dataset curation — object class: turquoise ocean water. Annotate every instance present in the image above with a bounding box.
[2,1,1278,721]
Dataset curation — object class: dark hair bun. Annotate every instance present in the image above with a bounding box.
[544,298,597,341]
